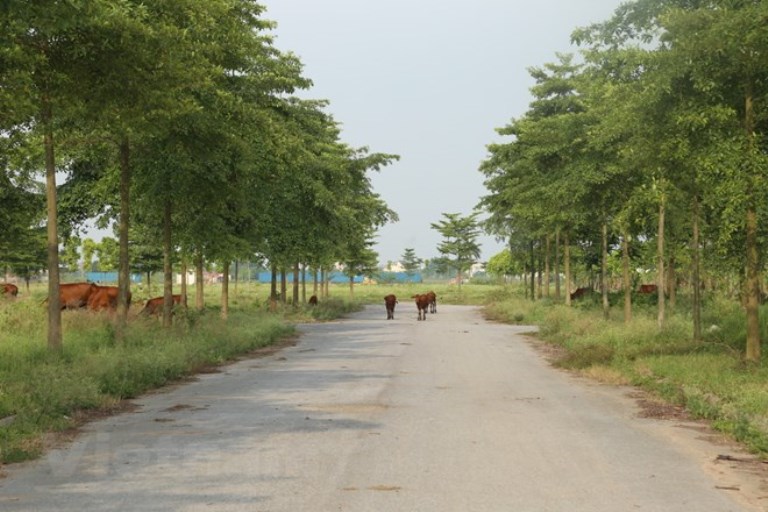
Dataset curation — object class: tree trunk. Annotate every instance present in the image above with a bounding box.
[545,235,551,298]
[270,264,277,312]
[622,231,632,324]
[234,260,239,294]
[195,251,204,311]
[537,239,543,299]
[601,220,609,320]
[270,264,278,300]
[692,194,702,341]
[529,240,535,302]
[292,262,299,306]
[313,269,319,296]
[180,258,188,308]
[564,232,572,307]
[162,199,173,327]
[42,99,62,351]
[117,138,132,337]
[280,268,287,303]
[555,228,561,300]
[301,264,307,303]
[657,196,666,329]
[221,261,229,320]
[668,254,677,311]
[745,88,761,362]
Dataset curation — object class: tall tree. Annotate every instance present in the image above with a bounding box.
[400,248,423,277]
[431,212,482,290]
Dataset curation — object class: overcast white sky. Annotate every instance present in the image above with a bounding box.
[261,0,625,265]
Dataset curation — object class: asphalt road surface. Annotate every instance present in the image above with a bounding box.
[0,305,764,511]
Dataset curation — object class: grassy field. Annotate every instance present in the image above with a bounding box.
[4,279,768,462]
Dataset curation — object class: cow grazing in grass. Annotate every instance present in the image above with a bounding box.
[54,282,98,310]
[87,286,131,312]
[141,294,183,316]
[638,284,657,294]
[426,290,437,313]
[412,294,430,321]
[384,294,397,320]
[569,287,591,301]
[308,295,318,306]
[2,283,18,297]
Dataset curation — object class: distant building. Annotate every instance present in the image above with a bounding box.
[384,261,406,273]
[469,262,486,277]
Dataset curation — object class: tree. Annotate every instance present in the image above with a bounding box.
[486,249,521,283]
[575,0,768,359]
[60,236,81,274]
[341,233,379,297]
[400,248,422,277]
[431,212,482,290]
[1,1,99,349]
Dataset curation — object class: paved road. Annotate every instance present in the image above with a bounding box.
[0,305,761,511]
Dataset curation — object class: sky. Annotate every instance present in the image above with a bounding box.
[259,0,627,266]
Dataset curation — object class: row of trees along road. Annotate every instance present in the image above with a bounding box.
[1,2,398,349]
[478,0,768,363]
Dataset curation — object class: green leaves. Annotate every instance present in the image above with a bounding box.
[430,212,482,280]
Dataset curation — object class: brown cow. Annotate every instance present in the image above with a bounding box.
[384,294,398,320]
[412,294,430,321]
[141,294,183,316]
[638,284,658,294]
[308,295,318,306]
[426,290,437,314]
[2,283,18,297]
[55,282,98,310]
[87,286,132,312]
[569,287,591,301]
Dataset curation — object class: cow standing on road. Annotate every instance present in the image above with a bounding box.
[412,294,430,321]
[426,291,437,314]
[384,294,398,320]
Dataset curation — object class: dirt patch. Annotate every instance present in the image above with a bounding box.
[524,335,569,365]
[245,334,300,359]
[630,391,691,421]
[39,401,139,454]
[298,403,391,414]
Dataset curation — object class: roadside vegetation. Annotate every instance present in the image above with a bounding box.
[0,281,491,464]
[485,286,768,456]
[0,283,359,464]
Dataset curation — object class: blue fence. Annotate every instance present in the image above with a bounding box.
[85,272,142,284]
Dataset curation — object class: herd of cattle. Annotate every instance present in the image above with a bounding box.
[383,291,437,321]
[1,281,178,316]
